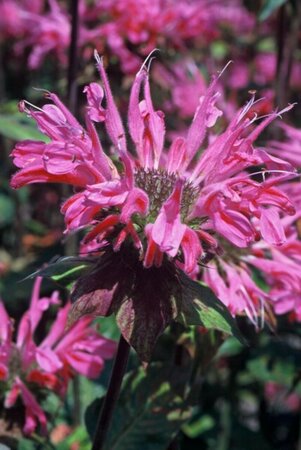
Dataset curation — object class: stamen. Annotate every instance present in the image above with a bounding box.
[22,100,45,113]
[138,48,160,75]
[217,60,233,78]
[32,87,51,96]
[94,49,102,66]
[249,169,298,181]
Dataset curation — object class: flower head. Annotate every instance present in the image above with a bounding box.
[11,56,295,276]
[11,56,296,360]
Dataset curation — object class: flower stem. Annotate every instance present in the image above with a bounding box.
[275,1,301,108]
[67,0,79,113]
[167,438,180,450]
[66,3,81,421]
[92,334,131,450]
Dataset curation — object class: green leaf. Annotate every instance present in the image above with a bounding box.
[95,315,120,341]
[215,336,244,358]
[182,414,215,438]
[259,0,288,21]
[71,245,246,361]
[56,426,91,450]
[247,357,296,386]
[26,256,97,289]
[176,270,246,344]
[85,364,192,450]
[0,113,48,141]
[210,41,228,60]
[18,439,36,450]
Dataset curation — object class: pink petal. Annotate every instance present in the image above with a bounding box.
[120,188,149,223]
[260,208,286,246]
[84,82,106,123]
[0,301,12,342]
[152,180,186,256]
[128,70,146,162]
[212,209,255,248]
[36,347,63,372]
[95,54,126,150]
[181,228,202,274]
[64,351,104,378]
[185,76,221,167]
[166,137,187,173]
[15,378,47,435]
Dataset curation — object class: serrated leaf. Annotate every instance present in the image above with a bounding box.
[26,256,96,289]
[85,364,192,450]
[115,263,182,362]
[71,245,246,361]
[71,246,182,362]
[176,270,245,344]
[0,113,48,141]
[259,0,287,21]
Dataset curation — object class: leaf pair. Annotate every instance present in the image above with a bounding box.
[30,245,244,362]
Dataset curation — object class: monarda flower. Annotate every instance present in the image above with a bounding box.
[11,54,295,360]
[0,277,115,435]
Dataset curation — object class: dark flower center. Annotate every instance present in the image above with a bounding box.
[134,168,198,221]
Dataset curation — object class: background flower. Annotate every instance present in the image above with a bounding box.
[0,277,115,435]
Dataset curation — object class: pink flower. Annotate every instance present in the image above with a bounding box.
[38,302,116,381]
[0,0,255,73]
[264,382,301,413]
[255,52,301,88]
[268,122,301,168]
[204,260,269,327]
[89,0,254,73]
[11,57,296,278]
[226,61,250,90]
[0,0,42,38]
[5,377,48,435]
[247,247,301,320]
[0,277,115,435]
[13,0,70,69]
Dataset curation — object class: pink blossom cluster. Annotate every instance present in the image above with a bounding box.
[10,56,298,326]
[240,124,301,322]
[204,113,301,325]
[225,52,301,103]
[0,277,116,435]
[0,0,254,72]
[89,0,255,73]
[255,52,301,90]
[0,0,43,38]
[264,381,301,412]
[0,0,71,69]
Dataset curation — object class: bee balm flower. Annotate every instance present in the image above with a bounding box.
[11,54,295,275]
[0,277,115,435]
[10,55,295,360]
